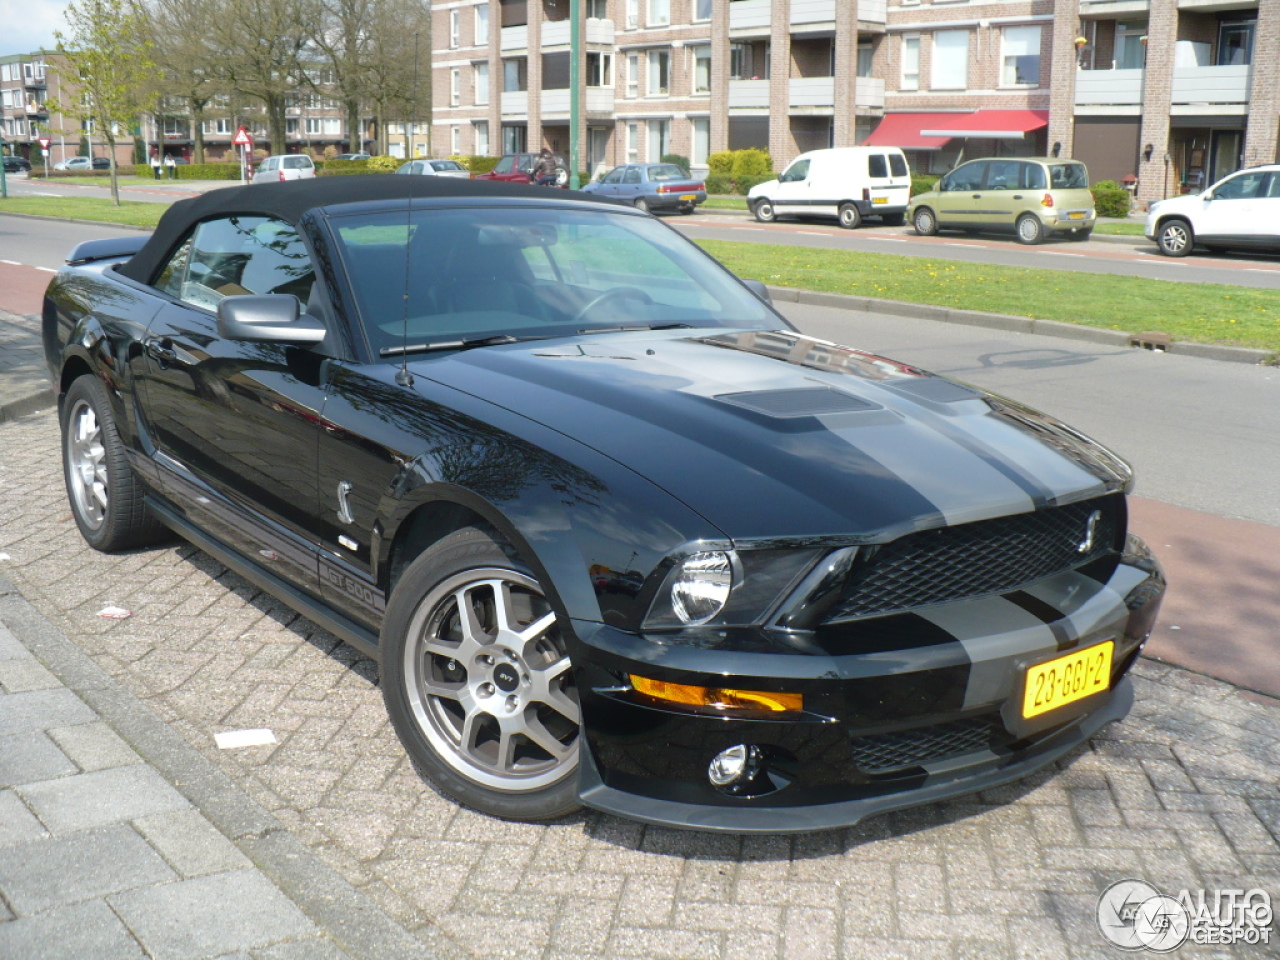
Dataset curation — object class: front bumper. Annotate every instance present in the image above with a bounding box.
[569,539,1163,832]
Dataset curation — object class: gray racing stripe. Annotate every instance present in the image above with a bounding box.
[1023,569,1130,643]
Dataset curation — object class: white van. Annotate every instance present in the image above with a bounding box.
[747,147,912,229]
[251,154,317,184]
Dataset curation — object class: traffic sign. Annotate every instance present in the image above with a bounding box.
[232,126,253,146]
[37,137,50,150]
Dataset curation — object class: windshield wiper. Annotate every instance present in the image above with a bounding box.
[380,334,540,357]
[576,323,692,335]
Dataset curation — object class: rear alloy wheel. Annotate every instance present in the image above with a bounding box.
[1015,214,1045,245]
[753,199,777,223]
[838,202,862,230]
[633,196,650,214]
[1157,219,1194,257]
[381,526,581,821]
[913,207,938,236]
[62,375,166,552]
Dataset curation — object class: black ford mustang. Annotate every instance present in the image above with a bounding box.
[43,176,1164,832]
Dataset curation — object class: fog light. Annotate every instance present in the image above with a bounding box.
[708,744,762,787]
[629,675,803,713]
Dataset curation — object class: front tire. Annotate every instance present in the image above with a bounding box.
[1015,214,1045,245]
[753,198,777,222]
[913,207,938,236]
[61,375,166,552]
[380,526,581,822]
[838,202,862,230]
[1157,219,1194,257]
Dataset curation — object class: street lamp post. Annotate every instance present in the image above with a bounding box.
[1,132,9,198]
[569,0,580,189]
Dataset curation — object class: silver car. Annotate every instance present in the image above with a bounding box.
[251,155,316,184]
[396,159,472,179]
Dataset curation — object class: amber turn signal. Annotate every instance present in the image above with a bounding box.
[629,675,803,713]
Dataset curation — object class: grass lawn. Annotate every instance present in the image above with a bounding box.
[0,196,164,228]
[28,175,166,187]
[697,238,1280,351]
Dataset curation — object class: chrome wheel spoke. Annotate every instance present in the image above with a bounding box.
[517,611,558,661]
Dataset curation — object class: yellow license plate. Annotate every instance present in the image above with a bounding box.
[1067,211,1086,220]
[1021,642,1113,719]
[872,197,888,204]
[680,194,696,202]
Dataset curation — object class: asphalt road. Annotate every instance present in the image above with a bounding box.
[2,173,223,205]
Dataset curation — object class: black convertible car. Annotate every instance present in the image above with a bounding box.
[44,176,1164,832]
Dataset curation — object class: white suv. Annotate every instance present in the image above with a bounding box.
[251,154,316,184]
[1146,165,1280,257]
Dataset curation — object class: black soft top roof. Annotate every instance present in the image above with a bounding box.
[118,174,595,284]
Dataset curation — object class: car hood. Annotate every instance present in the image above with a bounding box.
[747,180,780,198]
[413,330,1130,541]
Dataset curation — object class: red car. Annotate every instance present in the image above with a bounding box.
[474,152,568,187]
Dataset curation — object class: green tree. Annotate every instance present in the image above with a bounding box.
[52,0,158,204]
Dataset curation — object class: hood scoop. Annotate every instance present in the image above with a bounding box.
[715,387,882,419]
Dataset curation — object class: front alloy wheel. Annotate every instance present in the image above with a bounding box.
[382,527,581,820]
[1157,219,1194,257]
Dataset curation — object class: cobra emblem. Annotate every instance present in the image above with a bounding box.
[1077,510,1102,554]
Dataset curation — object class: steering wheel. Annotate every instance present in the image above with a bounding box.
[571,286,655,325]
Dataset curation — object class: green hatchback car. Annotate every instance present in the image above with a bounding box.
[909,157,1095,244]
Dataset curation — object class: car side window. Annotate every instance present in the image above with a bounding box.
[1214,172,1266,201]
[602,167,624,184]
[779,159,809,183]
[623,167,641,184]
[1024,164,1048,190]
[868,154,888,179]
[945,162,985,192]
[986,161,1021,190]
[889,154,908,177]
[154,236,195,298]
[1266,174,1280,198]
[174,216,316,312]
[493,156,514,173]
[517,156,535,174]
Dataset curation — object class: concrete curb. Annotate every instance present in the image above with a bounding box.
[0,573,450,960]
[766,285,1274,365]
[0,388,56,424]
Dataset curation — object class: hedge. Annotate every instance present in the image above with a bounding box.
[731,148,772,179]
[175,162,242,180]
[449,154,500,174]
[1091,180,1132,218]
[911,174,940,196]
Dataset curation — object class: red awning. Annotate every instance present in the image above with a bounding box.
[864,110,1050,149]
[919,109,1049,140]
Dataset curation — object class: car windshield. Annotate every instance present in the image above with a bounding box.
[331,205,777,356]
[647,164,688,181]
[1048,163,1088,189]
[431,161,464,171]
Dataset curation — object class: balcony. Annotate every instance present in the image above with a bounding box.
[501,90,528,116]
[789,77,833,108]
[542,20,569,46]
[501,24,527,51]
[728,79,770,109]
[586,87,614,113]
[857,76,885,109]
[1171,64,1249,111]
[860,0,887,25]
[1078,0,1149,12]
[1074,68,1143,108]
[729,0,770,33]
[791,0,834,25]
[587,17,614,44]
[542,89,569,115]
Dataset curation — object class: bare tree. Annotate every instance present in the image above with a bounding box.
[362,0,430,156]
[133,0,220,162]
[309,0,373,154]
[52,0,159,204]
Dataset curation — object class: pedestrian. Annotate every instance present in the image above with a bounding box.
[164,154,176,180]
[149,151,161,180]
[532,148,558,186]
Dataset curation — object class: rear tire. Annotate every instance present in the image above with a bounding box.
[61,375,166,552]
[913,207,939,236]
[633,197,650,214]
[838,203,862,230]
[1015,214,1044,245]
[753,199,777,223]
[381,526,581,822]
[1156,218,1194,257]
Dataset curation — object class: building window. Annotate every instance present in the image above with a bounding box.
[647,49,670,96]
[450,9,460,47]
[587,0,607,17]
[503,123,526,152]
[305,117,341,135]
[901,36,919,91]
[475,120,489,155]
[691,116,709,165]
[931,30,968,90]
[1114,21,1147,69]
[626,121,639,162]
[475,3,488,40]
[451,68,461,105]
[693,45,711,93]
[474,62,489,103]
[647,118,670,161]
[1218,21,1255,65]
[627,53,639,98]
[648,0,669,26]
[1001,26,1040,85]
[626,0,639,29]
[587,52,612,86]
[451,125,461,153]
[503,58,526,92]
[858,41,873,78]
[694,0,711,21]
[730,41,769,80]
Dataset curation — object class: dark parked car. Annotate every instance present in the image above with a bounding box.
[474,152,568,187]
[581,163,706,215]
[44,176,1164,832]
[2,154,32,173]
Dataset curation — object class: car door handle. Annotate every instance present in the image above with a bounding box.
[1013,194,1024,200]
[972,194,982,199]
[145,337,179,366]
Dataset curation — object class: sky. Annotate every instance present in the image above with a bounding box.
[0,0,71,56]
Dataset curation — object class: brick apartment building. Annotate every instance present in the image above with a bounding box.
[431,0,1280,206]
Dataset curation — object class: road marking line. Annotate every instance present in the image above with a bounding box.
[877,238,909,243]
[0,259,20,265]
[1041,252,1086,257]
[944,242,972,247]
[796,231,828,236]
[1245,268,1277,273]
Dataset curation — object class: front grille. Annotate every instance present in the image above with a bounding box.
[850,718,997,775]
[823,497,1120,623]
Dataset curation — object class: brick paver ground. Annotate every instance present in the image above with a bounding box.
[3,409,1278,959]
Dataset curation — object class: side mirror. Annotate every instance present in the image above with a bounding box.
[216,294,326,345]
[742,278,773,304]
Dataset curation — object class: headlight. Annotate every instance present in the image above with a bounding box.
[670,551,733,624]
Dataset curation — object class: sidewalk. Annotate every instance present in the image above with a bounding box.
[0,573,436,960]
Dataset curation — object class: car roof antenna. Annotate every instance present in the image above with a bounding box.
[395,31,422,389]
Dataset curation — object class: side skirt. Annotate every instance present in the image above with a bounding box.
[146,496,382,662]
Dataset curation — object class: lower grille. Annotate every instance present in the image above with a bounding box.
[824,496,1121,623]
[850,717,998,775]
